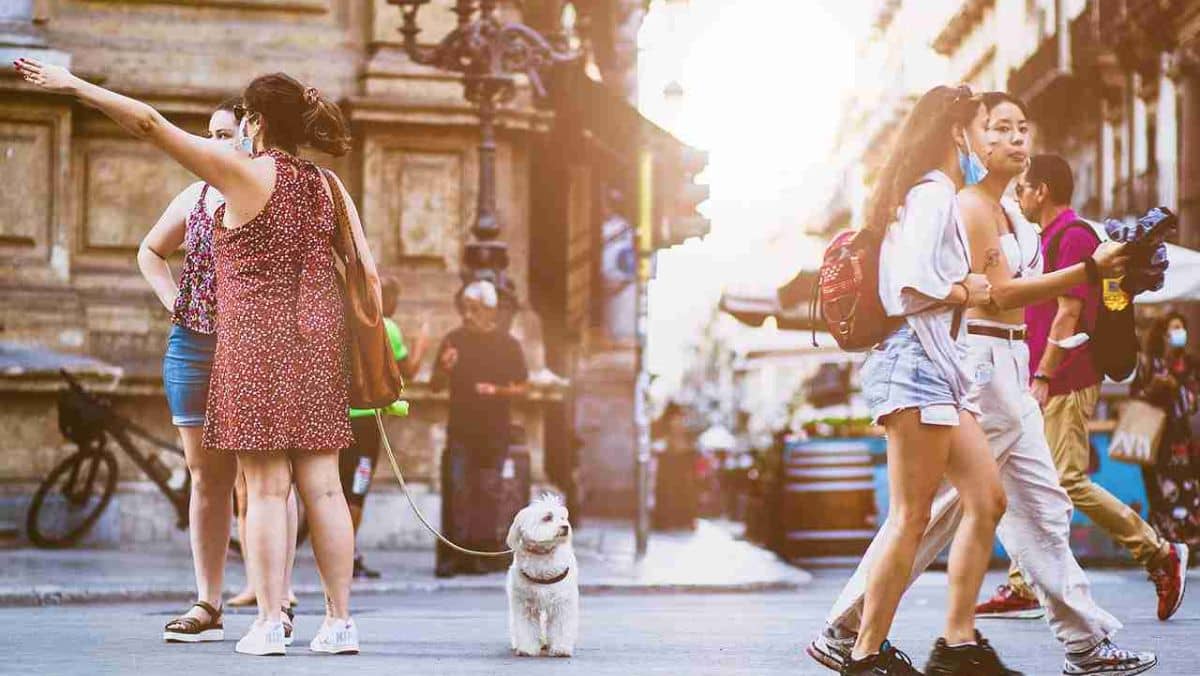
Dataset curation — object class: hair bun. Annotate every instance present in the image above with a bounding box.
[303,87,319,106]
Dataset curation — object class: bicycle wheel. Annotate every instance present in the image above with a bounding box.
[27,449,118,548]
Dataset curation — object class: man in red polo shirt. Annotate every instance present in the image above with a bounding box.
[1018,154,1187,621]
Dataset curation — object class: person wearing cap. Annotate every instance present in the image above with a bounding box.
[431,280,529,577]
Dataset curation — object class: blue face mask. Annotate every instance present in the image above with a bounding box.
[1169,328,1188,349]
[959,136,988,186]
[235,116,255,156]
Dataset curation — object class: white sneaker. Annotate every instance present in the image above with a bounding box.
[235,620,286,657]
[1063,638,1157,675]
[309,617,359,655]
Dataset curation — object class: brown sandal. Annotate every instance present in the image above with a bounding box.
[282,605,295,646]
[163,600,224,643]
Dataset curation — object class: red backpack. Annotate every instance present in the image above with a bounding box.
[811,228,901,351]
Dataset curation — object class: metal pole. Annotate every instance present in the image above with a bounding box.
[634,149,654,558]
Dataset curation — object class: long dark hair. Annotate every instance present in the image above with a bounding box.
[215,96,244,120]
[1145,311,1188,359]
[864,85,981,233]
[241,73,351,156]
[980,91,1029,117]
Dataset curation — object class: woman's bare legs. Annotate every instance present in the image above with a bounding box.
[228,468,256,606]
[230,467,298,608]
[284,485,298,606]
[179,426,237,621]
[941,413,1007,644]
[292,452,354,620]
[237,453,292,626]
[851,409,1007,659]
[851,409,953,659]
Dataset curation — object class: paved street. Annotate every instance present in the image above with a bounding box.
[3,567,1196,675]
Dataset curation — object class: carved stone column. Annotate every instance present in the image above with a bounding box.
[1170,43,1200,251]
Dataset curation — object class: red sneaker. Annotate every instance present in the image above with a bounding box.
[1149,542,1189,621]
[974,584,1045,619]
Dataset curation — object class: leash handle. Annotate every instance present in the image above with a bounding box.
[374,411,514,558]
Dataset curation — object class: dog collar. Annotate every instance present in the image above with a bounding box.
[522,542,556,555]
[520,567,570,585]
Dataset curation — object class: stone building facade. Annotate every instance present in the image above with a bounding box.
[0,0,689,546]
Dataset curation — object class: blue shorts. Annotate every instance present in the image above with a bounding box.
[162,324,216,427]
[860,324,971,427]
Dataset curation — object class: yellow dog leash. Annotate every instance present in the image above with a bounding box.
[374,410,513,557]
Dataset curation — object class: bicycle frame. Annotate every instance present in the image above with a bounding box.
[59,370,192,528]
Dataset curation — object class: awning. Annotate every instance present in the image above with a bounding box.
[1136,243,1200,304]
[719,269,820,331]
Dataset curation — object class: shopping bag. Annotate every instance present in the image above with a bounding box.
[1108,399,1167,466]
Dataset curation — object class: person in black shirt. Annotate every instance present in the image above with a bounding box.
[431,280,528,577]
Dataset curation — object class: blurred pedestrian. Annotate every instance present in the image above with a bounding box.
[341,275,428,579]
[1133,312,1200,551]
[18,58,372,656]
[1021,154,1188,621]
[833,85,1016,676]
[431,280,529,578]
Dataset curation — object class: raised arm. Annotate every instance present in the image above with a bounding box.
[957,193,1128,310]
[138,183,201,311]
[15,58,251,196]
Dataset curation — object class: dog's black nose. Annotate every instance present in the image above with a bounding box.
[558,525,570,536]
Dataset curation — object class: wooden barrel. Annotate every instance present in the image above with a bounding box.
[780,441,877,566]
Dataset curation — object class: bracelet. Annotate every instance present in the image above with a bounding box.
[1032,373,1051,383]
[953,281,970,306]
[1083,257,1100,285]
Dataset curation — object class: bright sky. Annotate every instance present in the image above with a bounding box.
[637,0,869,396]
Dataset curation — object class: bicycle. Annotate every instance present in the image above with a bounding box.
[30,370,309,553]
[27,369,192,548]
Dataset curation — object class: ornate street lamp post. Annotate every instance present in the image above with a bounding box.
[389,0,574,309]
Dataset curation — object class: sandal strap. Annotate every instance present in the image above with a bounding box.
[192,600,222,621]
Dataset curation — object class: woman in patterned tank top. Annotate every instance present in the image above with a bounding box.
[19,58,376,656]
[138,99,300,645]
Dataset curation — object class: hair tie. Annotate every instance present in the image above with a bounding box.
[303,87,319,106]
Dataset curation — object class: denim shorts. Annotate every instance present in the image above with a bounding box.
[860,324,970,427]
[162,324,216,427]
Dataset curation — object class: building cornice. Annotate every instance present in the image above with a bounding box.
[932,0,995,57]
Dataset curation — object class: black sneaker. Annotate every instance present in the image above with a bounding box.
[841,640,923,675]
[926,631,1023,675]
[353,553,382,579]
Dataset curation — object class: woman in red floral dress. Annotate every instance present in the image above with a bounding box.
[17,59,378,657]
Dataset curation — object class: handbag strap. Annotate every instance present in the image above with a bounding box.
[321,168,359,268]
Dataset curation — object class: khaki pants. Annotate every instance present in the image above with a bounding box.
[1009,385,1166,593]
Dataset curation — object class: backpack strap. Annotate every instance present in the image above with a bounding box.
[1043,219,1101,341]
[1044,220,1099,272]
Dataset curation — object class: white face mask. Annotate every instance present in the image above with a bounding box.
[1169,327,1188,349]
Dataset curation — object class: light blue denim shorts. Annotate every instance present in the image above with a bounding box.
[162,324,216,427]
[860,324,969,427]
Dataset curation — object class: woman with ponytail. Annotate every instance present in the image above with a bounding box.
[16,59,374,657]
[828,86,1021,675]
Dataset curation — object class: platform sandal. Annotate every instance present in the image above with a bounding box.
[163,600,224,643]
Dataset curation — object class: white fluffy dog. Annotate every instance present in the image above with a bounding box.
[505,493,578,657]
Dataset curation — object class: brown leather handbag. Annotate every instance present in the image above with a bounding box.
[322,168,404,408]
